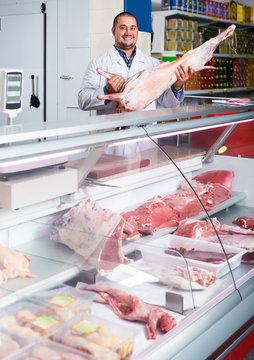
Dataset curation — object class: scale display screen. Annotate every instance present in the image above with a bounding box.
[6,72,22,109]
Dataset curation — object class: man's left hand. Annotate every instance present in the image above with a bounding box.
[174,65,193,90]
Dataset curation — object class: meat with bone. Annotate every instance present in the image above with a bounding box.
[96,25,235,112]
[174,218,254,263]
[0,244,35,282]
[50,199,131,273]
[164,170,234,219]
[233,217,254,231]
[121,195,179,235]
[78,283,176,340]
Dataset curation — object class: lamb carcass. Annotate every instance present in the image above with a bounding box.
[78,283,176,340]
[50,199,131,273]
[97,25,236,112]
[0,244,35,281]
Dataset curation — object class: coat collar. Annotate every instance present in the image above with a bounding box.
[109,46,146,65]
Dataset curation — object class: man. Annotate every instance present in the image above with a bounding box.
[78,11,192,115]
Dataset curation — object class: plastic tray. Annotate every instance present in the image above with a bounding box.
[31,284,96,321]
[0,326,34,359]
[139,234,247,278]
[51,312,137,360]
[0,299,65,339]
[6,339,95,360]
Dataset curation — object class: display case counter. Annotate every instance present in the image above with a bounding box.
[0,101,253,359]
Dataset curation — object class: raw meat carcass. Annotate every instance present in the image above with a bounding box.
[97,25,235,112]
[78,283,176,340]
[174,218,254,263]
[0,244,35,282]
[121,195,179,235]
[233,217,254,231]
[50,199,131,273]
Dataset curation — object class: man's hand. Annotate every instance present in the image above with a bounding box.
[173,65,193,90]
[106,74,125,93]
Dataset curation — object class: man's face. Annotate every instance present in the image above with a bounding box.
[112,15,138,51]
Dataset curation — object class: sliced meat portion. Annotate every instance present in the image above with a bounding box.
[163,192,202,220]
[121,196,179,235]
[51,199,130,273]
[165,247,235,264]
[233,217,254,231]
[191,170,234,193]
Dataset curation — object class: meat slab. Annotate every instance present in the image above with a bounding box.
[97,25,235,112]
[164,170,234,219]
[50,199,131,273]
[78,283,176,340]
[121,195,179,235]
[165,247,235,264]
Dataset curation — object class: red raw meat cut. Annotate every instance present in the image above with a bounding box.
[50,199,131,273]
[174,218,254,264]
[121,195,179,235]
[165,247,235,264]
[191,170,234,193]
[233,217,254,231]
[97,25,235,112]
[165,170,234,219]
[78,283,176,340]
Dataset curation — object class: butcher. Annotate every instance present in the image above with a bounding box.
[78,12,192,154]
[78,12,191,114]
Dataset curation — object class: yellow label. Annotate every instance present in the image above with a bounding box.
[209,90,214,94]
[31,315,59,330]
[211,17,218,21]
[246,87,250,91]
[48,295,76,308]
[187,12,193,17]
[71,319,99,335]
[225,88,231,93]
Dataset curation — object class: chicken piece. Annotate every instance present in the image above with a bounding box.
[60,335,120,360]
[31,346,61,360]
[0,315,17,328]
[79,283,176,340]
[16,309,36,326]
[0,244,36,280]
[0,332,20,359]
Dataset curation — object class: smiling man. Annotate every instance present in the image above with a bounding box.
[78,11,192,116]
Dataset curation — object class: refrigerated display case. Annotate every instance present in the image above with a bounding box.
[0,99,253,359]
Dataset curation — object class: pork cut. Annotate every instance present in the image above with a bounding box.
[121,195,179,235]
[97,25,235,112]
[165,247,235,264]
[50,199,131,273]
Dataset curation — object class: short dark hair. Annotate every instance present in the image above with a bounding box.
[113,12,137,27]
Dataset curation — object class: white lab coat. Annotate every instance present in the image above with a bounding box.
[78,46,184,115]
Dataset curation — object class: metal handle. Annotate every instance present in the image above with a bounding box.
[60,75,73,80]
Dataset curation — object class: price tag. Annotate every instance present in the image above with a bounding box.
[246,87,250,91]
[225,88,231,93]
[209,90,214,94]
[71,319,99,335]
[188,12,193,17]
[211,16,218,21]
[31,315,59,330]
[48,295,76,308]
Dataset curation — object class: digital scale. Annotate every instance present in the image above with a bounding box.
[0,69,23,125]
[0,68,79,210]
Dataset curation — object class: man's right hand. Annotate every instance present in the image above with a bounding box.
[106,74,125,93]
